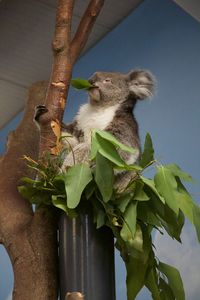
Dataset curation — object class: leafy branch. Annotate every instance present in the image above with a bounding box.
[18,128,200,300]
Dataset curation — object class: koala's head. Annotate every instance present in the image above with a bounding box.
[88,69,155,106]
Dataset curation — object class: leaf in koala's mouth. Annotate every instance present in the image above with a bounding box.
[71,78,94,90]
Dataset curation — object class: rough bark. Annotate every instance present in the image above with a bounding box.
[0,82,59,300]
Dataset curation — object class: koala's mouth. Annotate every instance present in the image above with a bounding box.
[88,87,101,102]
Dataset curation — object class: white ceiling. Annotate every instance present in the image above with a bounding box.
[0,0,142,129]
[0,0,199,129]
[173,0,200,22]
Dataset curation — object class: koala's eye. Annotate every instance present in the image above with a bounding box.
[103,78,112,84]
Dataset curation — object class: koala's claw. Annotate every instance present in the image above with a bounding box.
[34,105,48,121]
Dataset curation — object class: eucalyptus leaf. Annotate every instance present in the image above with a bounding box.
[52,195,67,212]
[140,176,165,204]
[159,278,175,300]
[137,202,161,227]
[150,193,184,242]
[84,181,96,200]
[95,152,114,202]
[71,78,94,90]
[175,177,194,223]
[126,256,148,300]
[120,202,137,243]
[20,177,43,186]
[18,185,36,201]
[63,164,93,209]
[94,129,135,153]
[140,133,154,168]
[145,268,161,300]
[165,164,194,182]
[158,262,185,300]
[193,204,200,242]
[130,224,143,252]
[154,166,179,215]
[96,209,106,229]
[52,195,77,218]
[134,181,150,201]
[116,193,133,213]
[92,133,126,166]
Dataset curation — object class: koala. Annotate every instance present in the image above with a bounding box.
[61,69,155,170]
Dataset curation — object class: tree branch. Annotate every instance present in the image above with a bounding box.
[71,0,105,64]
[37,0,105,157]
[38,0,75,156]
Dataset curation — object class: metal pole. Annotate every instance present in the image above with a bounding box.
[59,208,116,300]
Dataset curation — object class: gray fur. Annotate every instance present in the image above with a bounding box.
[61,69,155,173]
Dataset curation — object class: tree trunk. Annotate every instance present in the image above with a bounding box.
[0,82,59,300]
[5,209,58,300]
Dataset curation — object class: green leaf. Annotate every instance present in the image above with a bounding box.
[20,177,43,185]
[84,181,96,200]
[71,78,94,90]
[145,268,161,300]
[137,202,161,227]
[193,204,200,242]
[175,178,194,223]
[91,133,125,166]
[140,176,165,203]
[52,195,77,218]
[116,193,133,213]
[18,185,51,205]
[140,133,154,168]
[95,152,114,202]
[130,224,143,252]
[63,164,93,209]
[120,202,137,243]
[154,166,179,215]
[18,185,36,201]
[158,262,185,300]
[150,193,184,242]
[126,256,148,300]
[96,209,106,229]
[94,129,135,153]
[52,195,67,212]
[53,175,66,193]
[165,164,194,182]
[159,278,175,300]
[134,181,150,201]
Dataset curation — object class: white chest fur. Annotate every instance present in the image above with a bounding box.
[76,103,119,143]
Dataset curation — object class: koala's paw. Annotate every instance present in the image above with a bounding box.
[34,105,48,122]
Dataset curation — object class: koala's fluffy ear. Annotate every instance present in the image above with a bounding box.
[126,69,155,100]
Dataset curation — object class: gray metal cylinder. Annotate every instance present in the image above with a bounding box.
[59,210,116,300]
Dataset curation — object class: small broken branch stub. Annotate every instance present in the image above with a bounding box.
[65,292,84,300]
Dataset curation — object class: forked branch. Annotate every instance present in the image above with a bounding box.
[38,0,104,156]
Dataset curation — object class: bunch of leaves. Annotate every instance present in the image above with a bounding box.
[18,130,200,300]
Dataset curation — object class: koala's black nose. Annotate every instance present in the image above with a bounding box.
[88,78,95,85]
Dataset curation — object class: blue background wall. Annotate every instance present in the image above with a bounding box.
[1,0,200,299]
